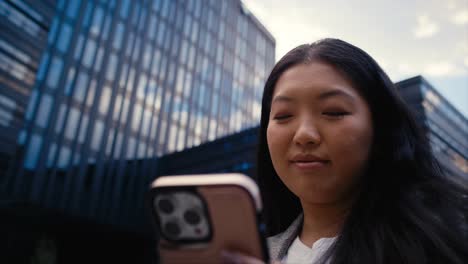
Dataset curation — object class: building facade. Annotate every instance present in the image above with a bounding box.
[0,0,56,178]
[1,0,275,262]
[396,76,467,182]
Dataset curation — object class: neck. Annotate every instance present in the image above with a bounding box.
[299,199,352,247]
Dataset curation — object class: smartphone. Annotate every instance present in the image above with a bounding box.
[147,173,269,264]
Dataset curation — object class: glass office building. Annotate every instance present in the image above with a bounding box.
[1,1,275,261]
[396,76,467,182]
[0,0,56,178]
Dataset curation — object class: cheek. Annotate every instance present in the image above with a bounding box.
[267,124,289,169]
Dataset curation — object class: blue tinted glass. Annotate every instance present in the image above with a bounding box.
[47,143,57,167]
[113,22,124,50]
[82,39,96,68]
[102,14,111,40]
[35,94,53,128]
[82,2,94,27]
[57,146,71,168]
[120,0,130,19]
[106,53,117,81]
[57,23,73,53]
[48,18,59,44]
[24,134,42,169]
[66,0,82,19]
[36,52,49,81]
[74,71,89,102]
[74,34,84,60]
[90,6,104,35]
[91,120,104,151]
[65,108,80,140]
[46,56,63,89]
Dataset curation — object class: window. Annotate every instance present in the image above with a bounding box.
[55,104,67,133]
[57,146,71,169]
[74,34,85,60]
[113,22,125,50]
[57,23,73,53]
[65,108,80,140]
[25,89,38,121]
[82,39,96,68]
[64,67,76,96]
[24,133,42,169]
[47,143,57,167]
[120,0,130,18]
[78,115,88,143]
[90,6,104,35]
[91,119,104,151]
[35,94,53,128]
[46,56,63,89]
[74,71,89,103]
[82,1,93,27]
[48,18,59,44]
[86,79,97,107]
[106,53,118,81]
[94,47,104,71]
[66,0,82,20]
[99,85,112,115]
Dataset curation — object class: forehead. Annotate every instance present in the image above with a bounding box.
[273,62,358,98]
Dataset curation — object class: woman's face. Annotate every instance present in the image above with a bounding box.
[266,61,374,205]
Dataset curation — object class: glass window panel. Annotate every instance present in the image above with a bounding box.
[82,39,96,68]
[136,74,148,100]
[91,119,104,151]
[78,115,88,143]
[82,1,93,27]
[86,79,97,107]
[132,104,143,131]
[99,85,112,115]
[102,14,111,40]
[47,143,57,167]
[106,53,118,81]
[57,146,71,169]
[120,0,130,19]
[24,133,42,169]
[46,56,63,89]
[25,89,38,121]
[113,93,122,120]
[66,0,82,19]
[113,22,125,50]
[48,18,58,44]
[90,6,104,35]
[94,47,104,71]
[55,104,67,133]
[127,137,136,159]
[57,23,73,53]
[65,108,80,140]
[105,130,115,156]
[74,34,85,60]
[35,94,53,128]
[36,52,50,82]
[64,67,76,96]
[114,132,123,159]
[73,71,89,103]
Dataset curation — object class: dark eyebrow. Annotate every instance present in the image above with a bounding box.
[318,89,356,102]
[271,95,295,104]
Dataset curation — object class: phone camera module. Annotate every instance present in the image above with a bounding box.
[184,209,201,225]
[158,198,174,214]
[164,221,181,238]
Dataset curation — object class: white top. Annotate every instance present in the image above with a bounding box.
[283,236,337,264]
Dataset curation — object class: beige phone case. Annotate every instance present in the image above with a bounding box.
[149,174,268,264]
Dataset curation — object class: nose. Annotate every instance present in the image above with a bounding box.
[293,118,321,147]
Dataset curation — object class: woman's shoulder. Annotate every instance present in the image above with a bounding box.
[267,214,304,260]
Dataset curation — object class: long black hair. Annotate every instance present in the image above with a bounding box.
[257,38,468,263]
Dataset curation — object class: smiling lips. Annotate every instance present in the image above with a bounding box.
[290,154,330,169]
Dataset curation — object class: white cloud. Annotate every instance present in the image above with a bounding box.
[464,57,468,67]
[451,9,468,25]
[423,61,465,77]
[413,15,440,38]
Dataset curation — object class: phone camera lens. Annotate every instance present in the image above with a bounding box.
[158,198,174,214]
[184,210,201,225]
[164,221,181,238]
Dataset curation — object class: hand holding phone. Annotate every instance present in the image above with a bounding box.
[147,173,269,264]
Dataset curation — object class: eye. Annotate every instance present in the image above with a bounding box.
[273,114,292,121]
[322,111,350,117]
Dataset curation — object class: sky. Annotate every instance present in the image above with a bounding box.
[243,0,468,118]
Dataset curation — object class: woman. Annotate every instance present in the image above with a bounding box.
[222,39,468,264]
